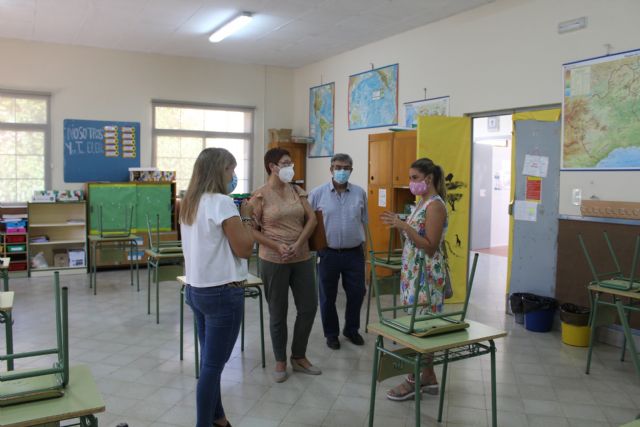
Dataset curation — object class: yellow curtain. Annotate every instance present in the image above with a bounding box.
[417,116,471,304]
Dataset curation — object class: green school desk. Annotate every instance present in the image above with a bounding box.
[1,291,14,371]
[177,274,265,377]
[1,257,9,291]
[0,365,105,427]
[367,320,507,427]
[88,235,140,295]
[145,248,184,324]
[586,283,640,377]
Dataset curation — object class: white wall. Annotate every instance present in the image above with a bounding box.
[491,146,511,247]
[292,0,640,214]
[0,38,294,191]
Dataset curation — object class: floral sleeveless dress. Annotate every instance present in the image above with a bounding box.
[400,195,448,314]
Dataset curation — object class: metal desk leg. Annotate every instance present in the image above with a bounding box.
[490,340,497,427]
[258,287,265,368]
[437,349,449,422]
[2,270,8,292]
[135,242,140,292]
[368,335,382,427]
[586,292,601,374]
[91,241,97,295]
[2,311,13,371]
[180,285,184,360]
[365,267,372,333]
[147,258,152,315]
[129,240,134,287]
[156,261,160,324]
[616,299,640,376]
[414,353,422,427]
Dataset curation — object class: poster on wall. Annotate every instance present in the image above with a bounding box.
[404,96,450,128]
[63,119,140,182]
[348,63,398,130]
[308,82,335,158]
[562,48,640,170]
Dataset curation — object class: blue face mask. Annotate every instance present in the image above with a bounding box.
[333,169,351,185]
[227,173,238,194]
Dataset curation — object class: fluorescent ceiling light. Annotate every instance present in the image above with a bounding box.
[209,12,253,43]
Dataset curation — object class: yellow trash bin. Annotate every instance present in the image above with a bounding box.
[561,322,590,347]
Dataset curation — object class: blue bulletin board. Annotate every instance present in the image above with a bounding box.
[63,119,140,182]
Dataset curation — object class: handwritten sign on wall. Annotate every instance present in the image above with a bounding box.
[63,119,141,183]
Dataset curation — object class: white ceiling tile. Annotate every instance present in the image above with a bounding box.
[0,0,495,67]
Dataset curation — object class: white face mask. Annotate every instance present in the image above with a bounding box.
[278,165,295,183]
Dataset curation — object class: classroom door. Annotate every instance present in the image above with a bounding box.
[507,112,561,298]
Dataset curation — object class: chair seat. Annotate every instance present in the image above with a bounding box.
[0,373,64,406]
[383,315,470,337]
[599,278,640,292]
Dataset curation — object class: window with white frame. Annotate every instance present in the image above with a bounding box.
[0,92,49,202]
[153,102,254,194]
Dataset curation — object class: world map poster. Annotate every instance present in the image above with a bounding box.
[348,63,398,130]
[563,49,640,169]
[309,82,334,158]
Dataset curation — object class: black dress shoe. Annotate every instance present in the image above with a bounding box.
[343,331,365,346]
[326,336,340,350]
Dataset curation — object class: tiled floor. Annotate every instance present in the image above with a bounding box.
[2,253,638,426]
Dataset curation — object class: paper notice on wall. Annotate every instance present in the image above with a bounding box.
[525,176,542,203]
[522,154,549,178]
[514,200,537,222]
[378,188,387,207]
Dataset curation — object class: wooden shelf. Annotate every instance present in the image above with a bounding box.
[30,239,85,246]
[30,223,86,227]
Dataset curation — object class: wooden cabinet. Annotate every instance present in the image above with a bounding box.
[367,131,418,257]
[368,133,393,186]
[392,131,417,187]
[28,202,87,277]
[268,140,307,190]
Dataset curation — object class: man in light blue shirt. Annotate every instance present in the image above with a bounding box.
[309,153,368,349]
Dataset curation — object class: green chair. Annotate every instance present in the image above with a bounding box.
[98,204,133,238]
[147,214,182,254]
[0,272,69,406]
[578,232,640,291]
[370,251,479,337]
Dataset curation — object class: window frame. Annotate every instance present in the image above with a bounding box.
[151,99,255,192]
[0,89,51,201]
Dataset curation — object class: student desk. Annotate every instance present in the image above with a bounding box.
[145,248,184,324]
[88,235,140,295]
[177,274,265,377]
[367,320,507,427]
[1,257,9,291]
[0,365,105,427]
[1,291,14,371]
[586,283,640,377]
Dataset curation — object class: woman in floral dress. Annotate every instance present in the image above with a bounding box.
[381,157,448,401]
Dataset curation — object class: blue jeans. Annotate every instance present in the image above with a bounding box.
[317,247,366,337]
[185,284,243,427]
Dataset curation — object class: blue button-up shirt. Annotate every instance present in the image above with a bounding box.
[309,180,368,249]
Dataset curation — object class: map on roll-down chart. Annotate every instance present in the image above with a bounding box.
[309,82,334,158]
[404,96,450,128]
[562,48,640,169]
[348,63,398,130]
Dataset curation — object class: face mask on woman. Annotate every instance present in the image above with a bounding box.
[409,180,429,196]
[278,165,295,183]
[227,173,238,194]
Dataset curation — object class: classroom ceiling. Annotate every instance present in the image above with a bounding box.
[0,0,494,68]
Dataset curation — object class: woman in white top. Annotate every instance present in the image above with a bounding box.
[180,147,254,427]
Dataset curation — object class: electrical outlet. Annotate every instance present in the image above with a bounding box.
[571,188,582,206]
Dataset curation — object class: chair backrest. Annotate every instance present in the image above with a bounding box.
[99,204,133,238]
[578,232,640,291]
[146,213,182,253]
[0,271,69,406]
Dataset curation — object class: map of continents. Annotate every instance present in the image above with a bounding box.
[309,83,334,157]
[348,64,398,130]
[563,50,640,169]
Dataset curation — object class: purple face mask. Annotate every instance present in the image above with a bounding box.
[409,180,429,196]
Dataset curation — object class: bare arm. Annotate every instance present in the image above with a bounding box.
[381,202,446,257]
[222,216,255,259]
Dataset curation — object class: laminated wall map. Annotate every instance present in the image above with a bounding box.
[562,49,640,169]
[348,64,398,130]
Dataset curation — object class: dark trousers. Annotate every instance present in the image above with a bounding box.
[260,258,318,362]
[318,247,366,338]
[186,285,243,427]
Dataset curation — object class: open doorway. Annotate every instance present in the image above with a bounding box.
[470,114,512,309]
